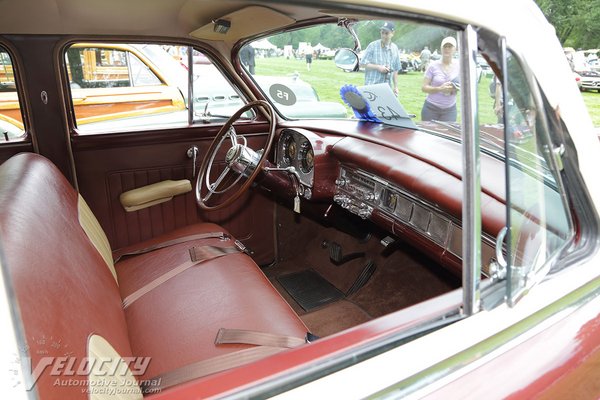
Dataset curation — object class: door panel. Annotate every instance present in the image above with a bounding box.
[0,141,34,165]
[72,124,276,265]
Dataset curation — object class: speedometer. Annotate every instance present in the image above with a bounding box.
[281,134,297,165]
[287,140,297,161]
[299,142,314,173]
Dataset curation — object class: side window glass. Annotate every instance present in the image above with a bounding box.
[0,48,26,142]
[191,49,245,118]
[66,43,246,134]
[128,53,162,86]
[503,51,573,302]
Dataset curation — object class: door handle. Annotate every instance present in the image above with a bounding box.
[187,146,199,177]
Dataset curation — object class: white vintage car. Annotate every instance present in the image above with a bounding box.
[0,1,599,400]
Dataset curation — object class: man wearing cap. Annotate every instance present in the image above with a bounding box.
[421,36,460,121]
[360,21,401,95]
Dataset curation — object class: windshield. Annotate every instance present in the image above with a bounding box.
[242,20,553,177]
[242,21,468,123]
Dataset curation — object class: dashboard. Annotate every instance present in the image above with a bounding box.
[272,125,502,276]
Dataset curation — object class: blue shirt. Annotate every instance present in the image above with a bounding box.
[361,40,401,87]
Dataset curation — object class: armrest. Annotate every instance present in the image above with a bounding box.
[120,180,192,212]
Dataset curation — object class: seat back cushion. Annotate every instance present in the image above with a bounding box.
[0,153,132,400]
[88,334,143,400]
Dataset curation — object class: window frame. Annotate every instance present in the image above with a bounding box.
[59,39,253,136]
[0,41,31,145]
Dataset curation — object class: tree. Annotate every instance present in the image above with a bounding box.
[535,0,600,49]
[268,24,355,50]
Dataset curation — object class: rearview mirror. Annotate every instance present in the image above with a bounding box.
[334,48,359,72]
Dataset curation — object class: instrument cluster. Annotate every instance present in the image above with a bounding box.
[276,129,315,190]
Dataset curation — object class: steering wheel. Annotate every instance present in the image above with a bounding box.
[195,100,276,211]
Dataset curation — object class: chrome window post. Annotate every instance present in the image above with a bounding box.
[460,26,482,316]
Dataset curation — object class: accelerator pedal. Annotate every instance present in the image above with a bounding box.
[346,260,376,296]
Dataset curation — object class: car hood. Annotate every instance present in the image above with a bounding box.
[277,101,348,119]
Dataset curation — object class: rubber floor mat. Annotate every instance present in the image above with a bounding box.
[277,269,345,311]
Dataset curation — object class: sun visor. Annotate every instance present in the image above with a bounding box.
[190,6,295,42]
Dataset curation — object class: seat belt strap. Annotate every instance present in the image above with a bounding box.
[113,231,228,262]
[215,328,306,348]
[122,245,239,309]
[140,346,285,394]
[188,245,239,262]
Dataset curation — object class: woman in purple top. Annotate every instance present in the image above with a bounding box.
[421,36,459,121]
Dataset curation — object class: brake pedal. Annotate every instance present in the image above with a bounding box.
[329,241,343,264]
[328,241,364,266]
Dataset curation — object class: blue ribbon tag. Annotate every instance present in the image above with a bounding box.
[340,84,380,122]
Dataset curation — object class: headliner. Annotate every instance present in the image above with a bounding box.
[0,0,327,39]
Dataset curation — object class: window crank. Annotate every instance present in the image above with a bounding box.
[187,146,199,177]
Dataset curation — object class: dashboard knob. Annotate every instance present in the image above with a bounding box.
[333,194,350,208]
[364,192,375,201]
[358,208,371,219]
[335,178,347,187]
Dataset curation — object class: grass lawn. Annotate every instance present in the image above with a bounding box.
[582,91,600,126]
[255,56,600,127]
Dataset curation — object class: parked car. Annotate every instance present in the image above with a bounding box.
[0,43,188,132]
[2,42,342,136]
[254,75,348,118]
[574,71,583,89]
[576,69,600,92]
[190,67,348,119]
[0,1,599,400]
[587,51,600,72]
[0,113,23,140]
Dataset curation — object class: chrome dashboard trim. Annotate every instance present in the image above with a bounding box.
[335,165,495,276]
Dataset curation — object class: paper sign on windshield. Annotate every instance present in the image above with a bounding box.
[357,83,417,129]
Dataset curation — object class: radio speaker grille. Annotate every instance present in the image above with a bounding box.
[428,214,449,245]
[395,196,413,222]
[410,204,430,232]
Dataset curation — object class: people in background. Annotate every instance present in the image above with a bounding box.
[421,36,459,121]
[419,46,431,72]
[240,45,256,75]
[491,75,503,123]
[305,43,313,71]
[360,21,401,95]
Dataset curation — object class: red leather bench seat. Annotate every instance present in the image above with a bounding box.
[115,223,308,380]
[0,153,307,398]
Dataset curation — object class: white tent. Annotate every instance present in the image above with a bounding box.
[251,39,277,50]
[313,43,329,52]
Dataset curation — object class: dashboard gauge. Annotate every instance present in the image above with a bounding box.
[384,190,398,210]
[281,134,297,165]
[299,142,314,173]
[276,130,315,188]
[287,140,297,161]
